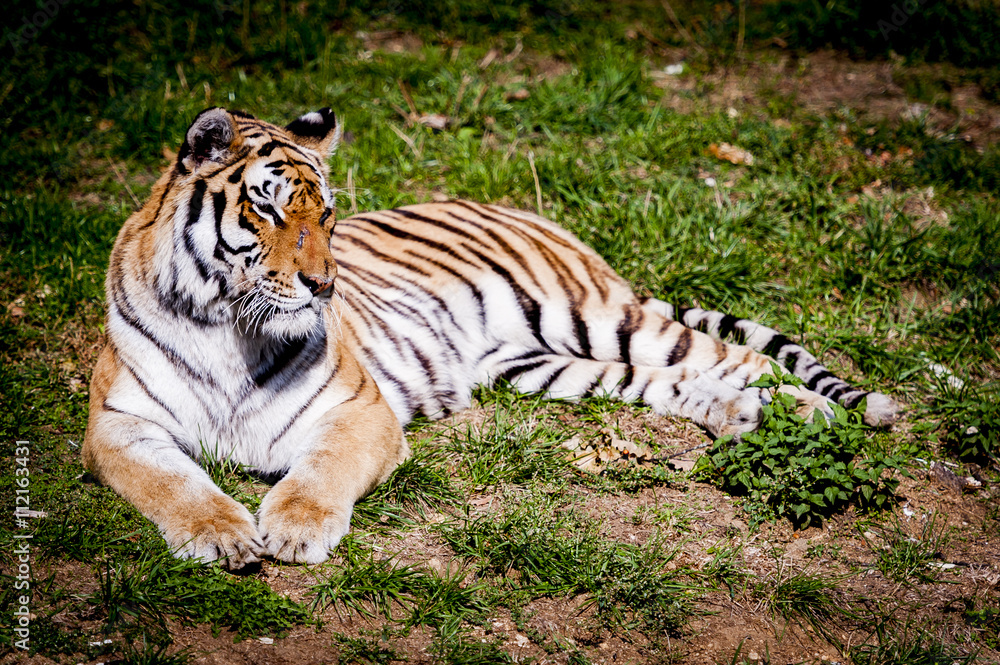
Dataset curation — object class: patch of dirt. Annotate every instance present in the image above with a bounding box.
[359,30,425,56]
[652,50,1000,148]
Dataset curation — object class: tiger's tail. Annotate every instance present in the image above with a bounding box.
[642,298,898,427]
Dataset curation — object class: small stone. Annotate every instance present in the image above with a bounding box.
[427,556,447,576]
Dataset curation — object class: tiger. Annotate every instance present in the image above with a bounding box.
[83,107,898,569]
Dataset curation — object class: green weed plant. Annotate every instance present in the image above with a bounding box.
[694,366,909,528]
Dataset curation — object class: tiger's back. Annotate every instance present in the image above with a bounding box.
[332,200,638,422]
[334,200,896,435]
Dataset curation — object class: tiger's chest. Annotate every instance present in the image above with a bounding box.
[108,313,339,473]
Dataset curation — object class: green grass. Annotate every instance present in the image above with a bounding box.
[3,0,1000,662]
[860,513,953,585]
[439,490,698,637]
[311,536,485,626]
[92,550,313,638]
[851,617,980,665]
[761,557,852,647]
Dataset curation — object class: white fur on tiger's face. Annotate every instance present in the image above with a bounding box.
[84,107,897,570]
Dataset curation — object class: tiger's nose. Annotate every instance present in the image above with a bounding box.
[298,272,334,295]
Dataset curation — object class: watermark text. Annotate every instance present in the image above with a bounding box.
[13,440,33,651]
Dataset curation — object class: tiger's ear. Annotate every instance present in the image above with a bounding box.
[177,107,243,173]
[285,108,342,157]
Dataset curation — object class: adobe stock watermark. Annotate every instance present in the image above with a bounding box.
[878,0,931,40]
[12,440,34,651]
[5,0,71,54]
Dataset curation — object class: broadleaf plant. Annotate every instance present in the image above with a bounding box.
[693,364,909,528]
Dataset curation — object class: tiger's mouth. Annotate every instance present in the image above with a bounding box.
[234,287,328,339]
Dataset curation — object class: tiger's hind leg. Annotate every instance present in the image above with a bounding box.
[487,352,763,438]
[640,299,898,426]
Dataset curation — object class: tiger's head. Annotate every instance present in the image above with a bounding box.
[153,107,343,340]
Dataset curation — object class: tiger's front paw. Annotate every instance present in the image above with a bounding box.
[256,482,352,565]
[165,494,263,570]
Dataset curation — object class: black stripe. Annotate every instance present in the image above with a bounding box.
[503,349,550,364]
[842,392,864,408]
[408,342,442,396]
[340,373,368,405]
[448,201,608,302]
[717,314,745,344]
[213,190,256,255]
[666,327,692,365]
[257,140,284,157]
[182,180,215,282]
[476,344,505,366]
[536,362,569,393]
[228,164,246,183]
[101,400,133,417]
[392,208,490,249]
[618,329,631,365]
[121,361,182,423]
[465,246,548,349]
[337,225,488,318]
[585,365,611,395]
[574,313,591,358]
[763,333,791,359]
[352,217,467,263]
[238,211,260,235]
[256,139,316,163]
[457,202,610,300]
[616,305,641,366]
[337,234,432,278]
[138,172,177,230]
[112,286,222,389]
[253,336,309,386]
[187,179,207,228]
[339,318,417,418]
[805,369,835,391]
[387,206,551,302]
[499,359,549,384]
[336,263,464,360]
[619,365,636,393]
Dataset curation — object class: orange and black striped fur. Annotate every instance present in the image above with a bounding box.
[84,108,897,568]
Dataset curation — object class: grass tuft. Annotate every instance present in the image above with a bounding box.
[311,537,485,628]
[439,492,698,636]
[92,549,312,639]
